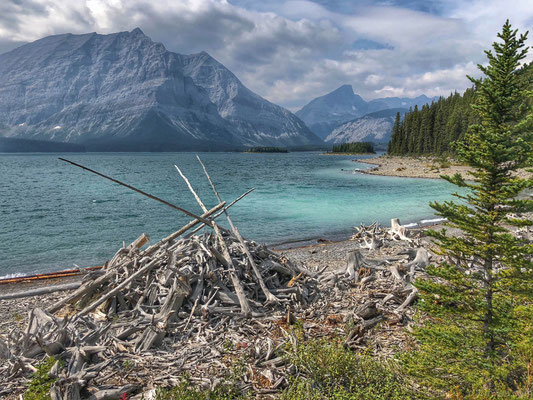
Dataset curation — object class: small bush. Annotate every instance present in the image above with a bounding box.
[24,356,59,400]
[155,378,249,400]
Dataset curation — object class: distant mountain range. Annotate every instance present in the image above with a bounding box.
[296,85,438,141]
[0,29,321,152]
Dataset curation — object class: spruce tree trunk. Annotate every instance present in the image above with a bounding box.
[484,257,495,353]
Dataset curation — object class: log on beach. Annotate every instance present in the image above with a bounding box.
[0,282,81,301]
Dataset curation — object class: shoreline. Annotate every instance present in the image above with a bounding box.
[356,155,472,180]
[0,220,440,399]
[357,155,532,180]
[0,216,446,284]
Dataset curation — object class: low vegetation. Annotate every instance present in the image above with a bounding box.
[24,357,59,400]
[330,142,375,154]
[155,379,248,400]
[154,333,418,400]
[281,338,418,400]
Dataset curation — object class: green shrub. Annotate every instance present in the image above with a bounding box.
[155,379,247,400]
[155,360,250,400]
[24,356,60,400]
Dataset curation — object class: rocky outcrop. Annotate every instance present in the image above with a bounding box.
[295,85,368,138]
[178,52,319,147]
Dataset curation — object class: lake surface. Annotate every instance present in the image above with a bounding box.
[0,152,454,277]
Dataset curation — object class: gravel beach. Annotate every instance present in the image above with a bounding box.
[360,155,532,180]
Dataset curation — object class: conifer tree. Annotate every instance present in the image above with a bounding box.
[389,112,401,154]
[404,21,533,397]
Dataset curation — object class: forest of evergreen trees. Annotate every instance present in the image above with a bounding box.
[388,62,532,155]
[331,142,375,154]
[245,146,289,153]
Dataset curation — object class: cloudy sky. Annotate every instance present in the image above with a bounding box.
[0,0,532,110]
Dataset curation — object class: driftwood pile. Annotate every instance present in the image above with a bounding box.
[334,219,431,345]
[0,157,322,399]
[1,230,318,398]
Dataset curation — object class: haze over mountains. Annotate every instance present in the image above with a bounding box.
[0,29,321,152]
[296,84,438,142]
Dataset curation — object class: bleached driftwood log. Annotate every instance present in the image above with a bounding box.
[388,218,411,242]
[321,249,385,287]
[0,282,82,301]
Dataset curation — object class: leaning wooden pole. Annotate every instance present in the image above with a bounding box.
[196,155,280,304]
[48,203,224,314]
[58,158,221,229]
[174,165,252,316]
[186,187,255,238]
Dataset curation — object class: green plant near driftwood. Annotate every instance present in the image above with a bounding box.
[24,357,60,400]
[281,338,420,400]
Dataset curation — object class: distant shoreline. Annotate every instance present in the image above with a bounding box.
[358,155,532,180]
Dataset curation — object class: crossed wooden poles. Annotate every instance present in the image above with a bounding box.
[58,155,277,316]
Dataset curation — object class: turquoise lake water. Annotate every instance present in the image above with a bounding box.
[0,152,455,277]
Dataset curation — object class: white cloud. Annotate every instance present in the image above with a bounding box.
[0,0,531,110]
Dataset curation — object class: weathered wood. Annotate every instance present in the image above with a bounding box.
[175,165,251,316]
[185,188,255,238]
[0,282,81,301]
[59,158,221,228]
[76,258,161,318]
[345,315,384,345]
[196,155,279,304]
[388,218,411,242]
[87,384,139,400]
[353,300,379,320]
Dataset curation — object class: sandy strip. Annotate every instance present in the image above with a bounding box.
[359,155,532,180]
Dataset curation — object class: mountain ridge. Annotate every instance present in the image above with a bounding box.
[0,29,322,151]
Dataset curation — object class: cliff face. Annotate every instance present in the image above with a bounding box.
[325,108,407,145]
[0,29,321,151]
[178,52,320,147]
[295,85,368,138]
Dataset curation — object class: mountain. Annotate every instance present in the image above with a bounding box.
[295,85,368,138]
[325,108,407,146]
[177,52,316,147]
[296,85,437,139]
[0,29,321,151]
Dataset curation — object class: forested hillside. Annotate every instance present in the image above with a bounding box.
[388,62,532,155]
